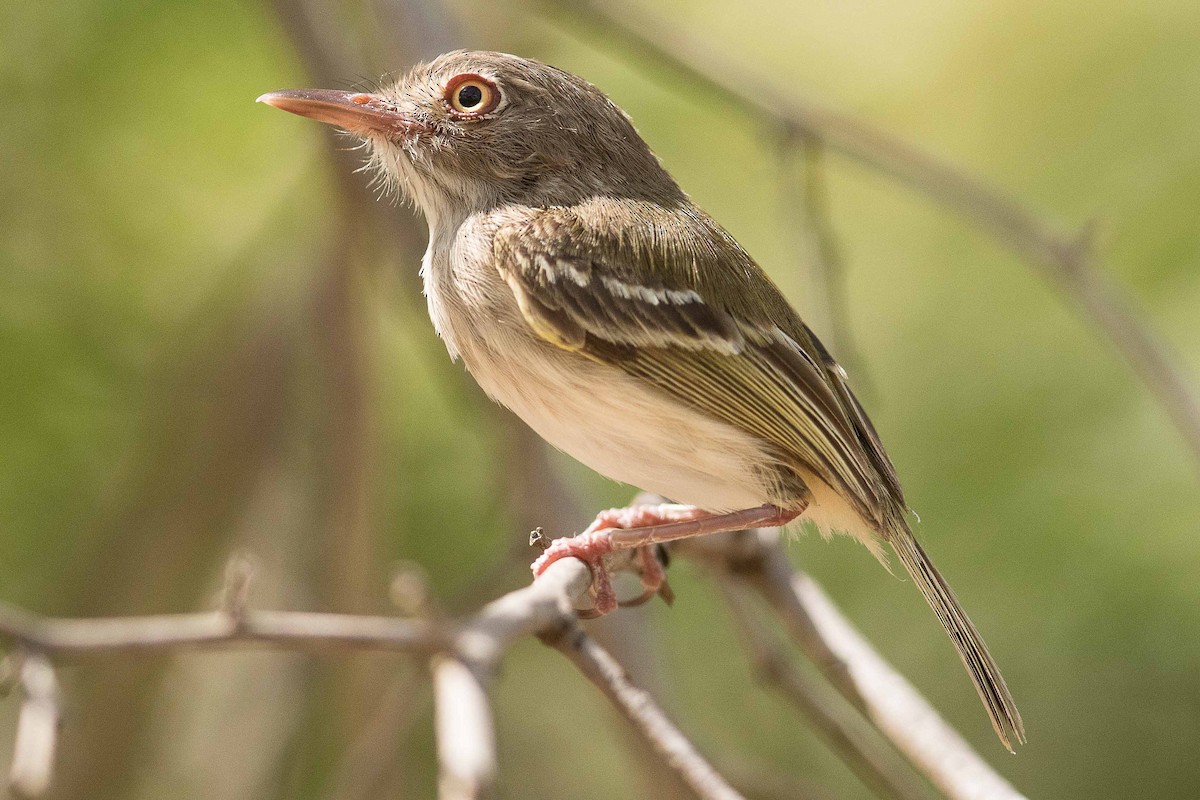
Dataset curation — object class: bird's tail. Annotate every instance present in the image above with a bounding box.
[887,520,1026,751]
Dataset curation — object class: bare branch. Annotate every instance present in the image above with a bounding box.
[547,0,1200,470]
[542,621,746,800]
[455,557,592,668]
[677,531,1028,800]
[0,604,444,657]
[325,670,429,800]
[8,653,60,798]
[778,131,872,394]
[775,569,1025,800]
[0,557,593,666]
[0,529,1027,800]
[716,579,933,800]
[433,655,496,800]
[16,552,733,800]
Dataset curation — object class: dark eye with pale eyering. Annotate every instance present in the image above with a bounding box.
[445,73,500,116]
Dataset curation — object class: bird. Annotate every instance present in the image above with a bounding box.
[258,49,1024,750]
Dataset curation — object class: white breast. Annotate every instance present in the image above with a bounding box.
[472,331,779,512]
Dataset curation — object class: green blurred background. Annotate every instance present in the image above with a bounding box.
[2,0,1199,797]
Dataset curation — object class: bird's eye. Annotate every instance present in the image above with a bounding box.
[445,74,500,116]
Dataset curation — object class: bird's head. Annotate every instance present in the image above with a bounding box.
[259,50,680,223]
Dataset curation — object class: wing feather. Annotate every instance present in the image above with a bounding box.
[493,203,902,523]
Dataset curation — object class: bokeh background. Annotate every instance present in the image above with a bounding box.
[2,0,1199,797]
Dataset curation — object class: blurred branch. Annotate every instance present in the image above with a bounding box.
[541,620,746,800]
[547,0,1200,470]
[0,603,444,657]
[778,131,872,394]
[8,653,60,799]
[266,0,457,769]
[676,531,1027,800]
[325,669,429,800]
[716,579,932,800]
[433,655,496,800]
[268,0,434,271]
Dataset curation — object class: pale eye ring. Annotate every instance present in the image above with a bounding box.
[445,74,500,116]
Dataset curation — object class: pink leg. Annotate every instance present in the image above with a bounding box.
[581,504,712,535]
[531,503,802,615]
[603,504,801,549]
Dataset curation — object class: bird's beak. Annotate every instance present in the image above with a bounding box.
[256,89,426,136]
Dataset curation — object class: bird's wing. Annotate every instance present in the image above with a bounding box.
[491,202,904,523]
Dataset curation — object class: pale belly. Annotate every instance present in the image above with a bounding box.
[463,327,777,512]
[457,329,880,557]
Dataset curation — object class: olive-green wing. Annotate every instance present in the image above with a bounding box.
[492,204,903,523]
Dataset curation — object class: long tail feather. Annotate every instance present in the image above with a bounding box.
[888,521,1025,751]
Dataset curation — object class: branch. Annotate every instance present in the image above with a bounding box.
[542,620,746,800]
[0,604,445,657]
[777,131,872,395]
[324,669,429,800]
[677,530,1027,800]
[766,568,1025,800]
[546,0,1200,470]
[0,532,1030,800]
[716,579,932,800]
[0,553,749,800]
[433,655,496,800]
[8,653,60,798]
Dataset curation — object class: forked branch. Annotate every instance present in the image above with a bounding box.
[0,555,742,800]
[0,527,1028,800]
[676,530,1028,800]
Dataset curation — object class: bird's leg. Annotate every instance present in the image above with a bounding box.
[531,503,801,615]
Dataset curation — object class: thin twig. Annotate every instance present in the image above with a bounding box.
[542,621,746,800]
[778,130,872,394]
[547,0,1200,470]
[716,579,933,800]
[0,558,593,665]
[325,670,429,800]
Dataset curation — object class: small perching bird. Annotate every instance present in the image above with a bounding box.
[259,50,1024,749]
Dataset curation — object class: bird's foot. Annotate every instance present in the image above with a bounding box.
[531,530,620,615]
[532,503,799,616]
